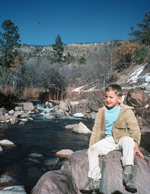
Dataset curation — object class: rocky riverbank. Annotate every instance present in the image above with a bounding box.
[32,150,150,194]
[0,88,149,193]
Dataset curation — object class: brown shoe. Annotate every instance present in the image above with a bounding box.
[123,172,137,193]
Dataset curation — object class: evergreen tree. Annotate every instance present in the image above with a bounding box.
[0,20,20,70]
[129,10,150,45]
[52,34,64,62]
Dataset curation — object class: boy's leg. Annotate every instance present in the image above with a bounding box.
[117,136,137,193]
[117,136,135,167]
[80,137,117,193]
[88,136,117,180]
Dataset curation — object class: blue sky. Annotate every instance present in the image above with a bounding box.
[0,0,150,45]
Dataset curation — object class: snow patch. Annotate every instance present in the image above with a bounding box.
[127,63,148,83]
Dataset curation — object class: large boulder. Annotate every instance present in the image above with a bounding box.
[126,89,149,108]
[72,122,91,134]
[32,150,150,194]
[17,102,35,111]
[59,100,70,112]
[69,100,90,115]
[31,170,77,194]
[88,98,103,112]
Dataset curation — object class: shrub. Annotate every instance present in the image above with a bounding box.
[66,52,75,64]
[79,56,86,64]
[132,45,150,64]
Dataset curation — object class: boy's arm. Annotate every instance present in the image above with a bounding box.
[134,141,144,159]
[126,109,141,145]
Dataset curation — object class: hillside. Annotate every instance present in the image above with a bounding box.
[17,42,107,60]
[17,42,150,89]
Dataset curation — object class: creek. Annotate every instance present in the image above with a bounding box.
[0,103,93,193]
[0,102,149,193]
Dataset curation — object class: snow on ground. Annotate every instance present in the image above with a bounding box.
[72,85,87,92]
[72,62,150,92]
[72,85,99,93]
[127,63,148,83]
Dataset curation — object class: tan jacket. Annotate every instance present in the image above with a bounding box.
[89,104,141,147]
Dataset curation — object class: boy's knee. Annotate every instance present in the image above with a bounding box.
[121,136,135,146]
[88,144,99,153]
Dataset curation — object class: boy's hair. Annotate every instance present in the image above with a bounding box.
[105,84,122,97]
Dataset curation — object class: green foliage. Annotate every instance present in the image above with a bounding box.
[79,56,86,64]
[0,66,11,86]
[52,34,64,62]
[0,19,20,69]
[66,52,75,64]
[129,10,150,45]
[132,45,150,64]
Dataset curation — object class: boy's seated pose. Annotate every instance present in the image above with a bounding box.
[80,84,144,193]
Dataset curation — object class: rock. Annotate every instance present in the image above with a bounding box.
[64,111,69,117]
[59,100,69,111]
[31,170,77,194]
[20,112,30,118]
[46,115,57,119]
[65,124,78,129]
[70,101,79,106]
[28,153,43,158]
[69,100,89,115]
[8,110,15,115]
[32,150,150,194]
[27,117,33,121]
[85,112,97,120]
[140,125,150,133]
[57,109,64,114]
[18,102,35,111]
[0,108,6,115]
[33,108,39,114]
[0,173,18,191]
[88,98,103,112]
[126,89,149,108]
[19,118,28,122]
[136,117,150,133]
[59,115,67,119]
[0,185,27,194]
[19,121,26,125]
[44,157,59,167]
[0,139,15,146]
[15,106,23,111]
[53,106,59,113]
[0,175,13,184]
[14,111,22,117]
[73,113,84,117]
[72,122,91,134]
[8,115,18,124]
[55,149,74,158]
[0,114,8,123]
[45,101,53,108]
[145,85,150,91]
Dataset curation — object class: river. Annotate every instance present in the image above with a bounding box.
[0,103,149,193]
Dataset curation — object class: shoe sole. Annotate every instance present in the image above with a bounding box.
[80,189,93,193]
[123,181,137,193]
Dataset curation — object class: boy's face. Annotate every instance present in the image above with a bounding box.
[105,90,122,109]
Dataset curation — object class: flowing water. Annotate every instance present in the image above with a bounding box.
[0,103,149,193]
[0,103,94,193]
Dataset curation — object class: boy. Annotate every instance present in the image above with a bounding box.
[80,84,144,193]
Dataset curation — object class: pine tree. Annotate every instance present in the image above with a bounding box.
[52,34,64,62]
[0,20,20,70]
[129,10,150,45]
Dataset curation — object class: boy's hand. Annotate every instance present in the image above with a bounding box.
[86,150,88,155]
[134,142,144,159]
